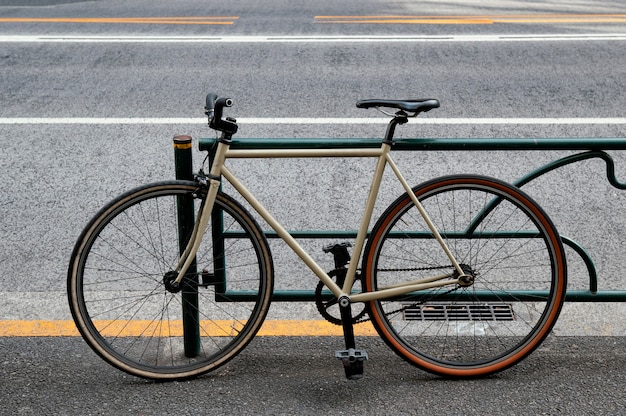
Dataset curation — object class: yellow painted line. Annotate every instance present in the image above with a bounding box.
[0,320,377,337]
[0,16,239,25]
[0,320,80,337]
[317,17,492,25]
[315,14,626,25]
[258,320,377,336]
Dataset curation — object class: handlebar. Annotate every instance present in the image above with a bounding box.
[205,93,238,136]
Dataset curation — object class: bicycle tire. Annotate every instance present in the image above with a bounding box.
[68,181,273,380]
[363,175,566,377]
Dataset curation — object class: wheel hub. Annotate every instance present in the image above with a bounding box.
[456,264,476,287]
[163,270,182,293]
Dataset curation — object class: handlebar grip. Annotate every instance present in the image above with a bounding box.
[205,93,219,114]
[205,92,238,136]
[205,93,233,116]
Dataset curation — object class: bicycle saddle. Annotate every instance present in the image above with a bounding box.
[356,98,440,115]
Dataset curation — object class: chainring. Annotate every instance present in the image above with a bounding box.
[314,272,367,325]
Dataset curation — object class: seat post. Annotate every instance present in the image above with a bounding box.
[383,112,409,144]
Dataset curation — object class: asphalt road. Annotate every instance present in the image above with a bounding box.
[2,1,626,414]
[2,0,625,294]
[2,336,626,415]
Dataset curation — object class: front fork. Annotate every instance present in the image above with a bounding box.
[172,140,229,288]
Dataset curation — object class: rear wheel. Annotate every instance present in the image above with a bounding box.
[68,181,273,380]
[363,175,566,377]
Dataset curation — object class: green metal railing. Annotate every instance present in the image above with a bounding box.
[174,136,626,303]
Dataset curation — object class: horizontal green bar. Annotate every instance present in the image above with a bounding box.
[215,289,626,302]
[199,137,626,152]
[199,137,381,151]
[563,290,626,302]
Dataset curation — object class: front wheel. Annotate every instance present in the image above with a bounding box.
[68,181,274,380]
[363,175,566,377]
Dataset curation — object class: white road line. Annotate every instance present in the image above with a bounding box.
[1,117,625,125]
[1,34,626,43]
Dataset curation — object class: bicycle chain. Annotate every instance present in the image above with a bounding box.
[316,265,455,325]
[376,265,453,273]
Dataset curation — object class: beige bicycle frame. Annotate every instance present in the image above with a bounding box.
[173,140,466,302]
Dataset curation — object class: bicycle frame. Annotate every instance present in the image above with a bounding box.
[172,138,467,303]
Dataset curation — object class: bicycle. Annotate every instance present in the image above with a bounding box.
[67,93,567,381]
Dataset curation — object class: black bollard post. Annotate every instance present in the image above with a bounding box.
[173,135,200,357]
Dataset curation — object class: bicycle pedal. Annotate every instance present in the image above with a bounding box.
[323,242,353,269]
[335,348,368,380]
[322,241,352,253]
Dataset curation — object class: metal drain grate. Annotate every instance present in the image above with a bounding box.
[403,302,515,321]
